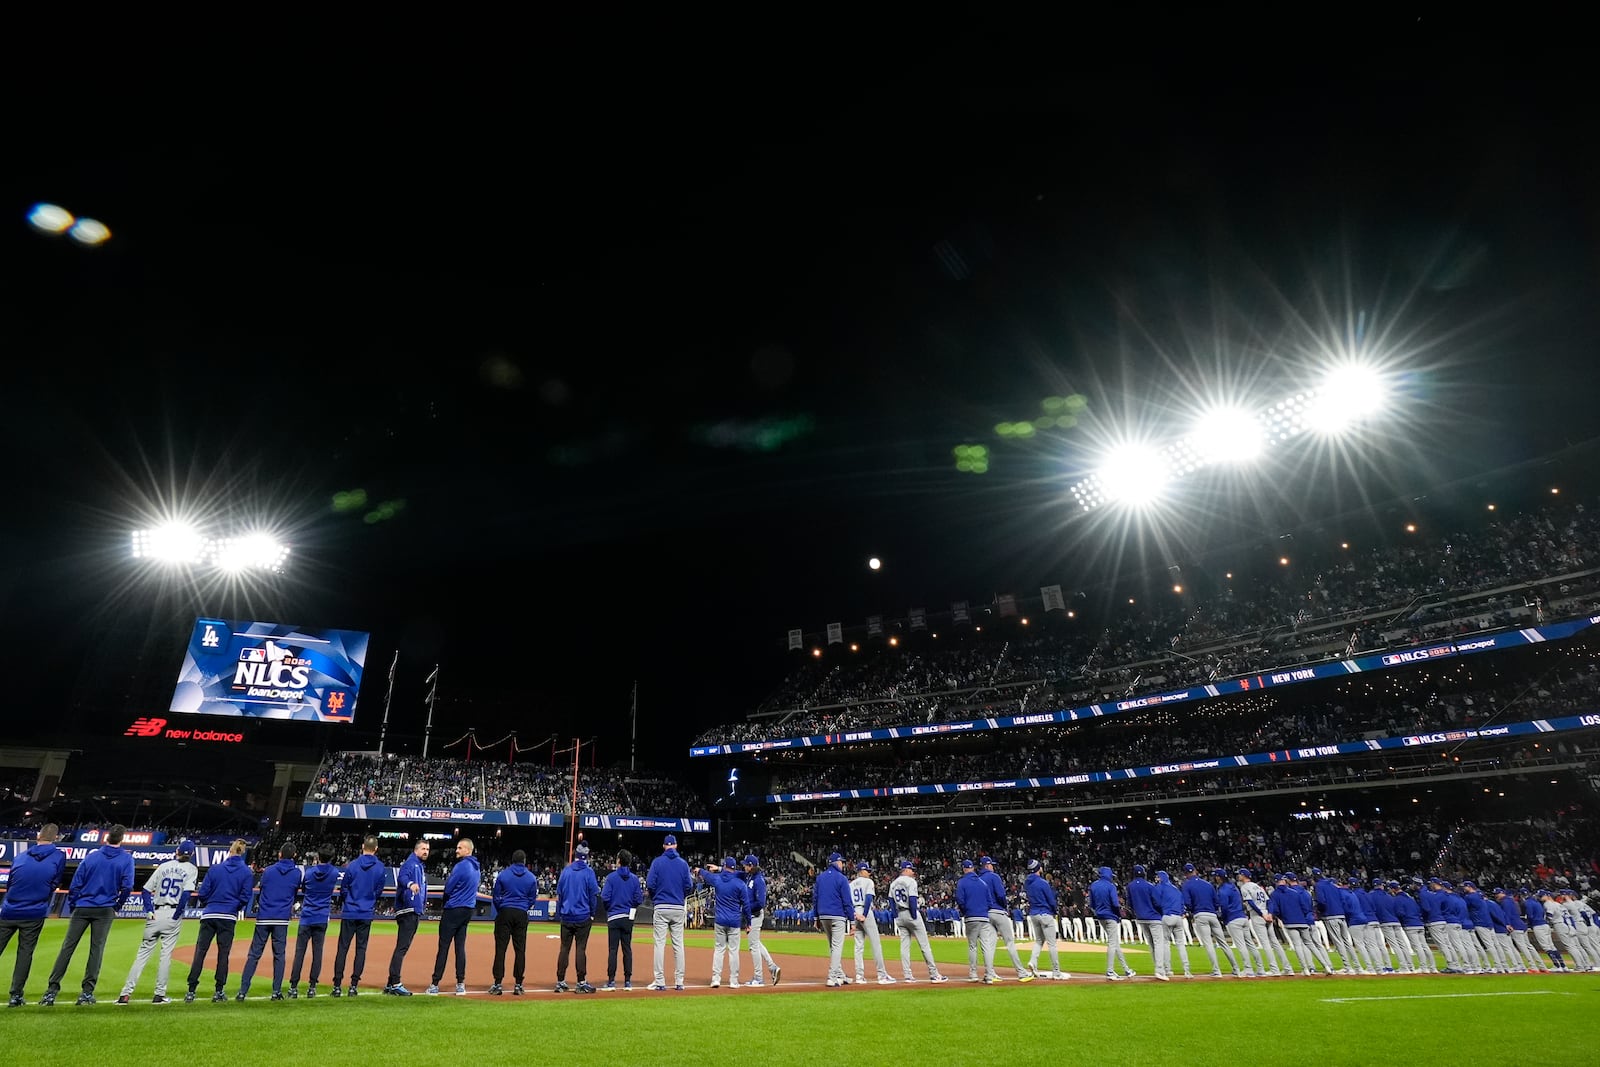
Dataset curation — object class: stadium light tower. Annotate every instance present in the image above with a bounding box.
[131,523,290,573]
[1305,363,1388,436]
[1089,442,1173,509]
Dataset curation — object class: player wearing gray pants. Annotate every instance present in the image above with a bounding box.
[1425,921,1460,971]
[895,913,943,981]
[850,866,892,983]
[1383,922,1418,972]
[1161,915,1192,977]
[118,912,184,1001]
[1190,912,1233,976]
[1139,920,1169,976]
[710,922,741,986]
[652,905,687,988]
[988,909,1029,979]
[966,917,997,981]
[1027,914,1061,978]
[1321,916,1357,974]
[821,916,850,984]
[1099,918,1133,977]
[1226,917,1261,976]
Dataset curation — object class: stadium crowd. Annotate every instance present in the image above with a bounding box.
[697,500,1600,745]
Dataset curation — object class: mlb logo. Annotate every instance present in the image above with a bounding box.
[239,648,266,662]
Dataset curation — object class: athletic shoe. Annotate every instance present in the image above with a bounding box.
[211,992,227,1003]
[877,975,896,984]
[1017,973,1034,984]
[425,985,439,995]
[1123,970,1138,979]
[6,995,22,1008]
[771,966,780,986]
[1154,973,1170,982]
[647,982,666,990]
[514,984,524,995]
[930,974,949,983]
[115,995,130,1005]
[745,979,762,987]
[306,985,317,998]
[1053,972,1070,980]
[347,985,358,997]
[674,985,683,991]
[825,978,840,987]
[982,976,998,984]
[488,984,503,996]
[603,981,616,991]
[1105,972,1125,981]
[75,994,95,1006]
[151,995,169,1005]
[555,981,570,993]
[236,992,247,1001]
[1183,973,1195,979]
[331,985,342,998]
[623,982,631,990]
[710,980,720,989]
[575,982,596,994]
[1210,972,1223,978]
[855,975,865,984]
[183,992,195,1003]
[287,987,298,999]
[40,992,57,1006]
[967,976,982,983]
[454,984,466,996]
[391,985,414,997]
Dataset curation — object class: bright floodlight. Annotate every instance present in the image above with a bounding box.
[1189,407,1265,464]
[1096,443,1170,507]
[69,217,111,246]
[868,557,882,571]
[132,524,206,564]
[213,534,288,572]
[1305,363,1387,435]
[28,203,75,233]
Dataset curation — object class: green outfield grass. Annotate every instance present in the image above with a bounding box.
[7,922,1598,1066]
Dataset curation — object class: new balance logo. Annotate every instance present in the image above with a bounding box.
[125,717,168,737]
[201,625,220,648]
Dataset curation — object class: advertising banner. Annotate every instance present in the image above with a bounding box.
[170,618,368,722]
[578,815,711,833]
[301,803,565,827]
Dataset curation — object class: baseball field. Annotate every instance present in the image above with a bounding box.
[9,921,1599,1065]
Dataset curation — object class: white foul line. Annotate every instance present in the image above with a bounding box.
[1323,991,1576,1003]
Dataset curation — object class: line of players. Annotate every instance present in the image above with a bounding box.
[1081,865,1600,981]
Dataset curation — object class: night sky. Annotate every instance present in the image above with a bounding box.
[4,45,1598,778]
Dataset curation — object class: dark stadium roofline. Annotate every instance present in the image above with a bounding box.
[768,756,1588,826]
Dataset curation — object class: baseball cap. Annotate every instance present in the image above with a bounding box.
[176,839,196,858]
[1183,863,1195,873]
[663,834,677,848]
[1386,880,1401,888]
[1027,859,1041,872]
[1133,864,1146,876]
[857,862,871,872]
[743,854,759,866]
[575,842,590,858]
[826,852,843,864]
[1274,873,1288,883]
[1492,887,1506,895]
[960,859,975,870]
[1283,871,1297,881]
[1426,876,1442,885]
[1236,868,1251,877]
[1460,879,1476,889]
[722,856,736,869]
[979,855,994,866]
[1211,868,1225,878]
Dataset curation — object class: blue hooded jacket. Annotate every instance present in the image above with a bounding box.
[68,843,135,910]
[299,862,339,925]
[1500,896,1527,931]
[979,868,1009,913]
[255,858,303,923]
[1089,869,1120,921]
[1215,880,1246,924]
[443,855,481,910]
[1342,887,1373,925]
[1275,882,1315,926]
[1181,874,1219,915]
[603,864,643,920]
[1391,890,1423,928]
[954,870,992,919]
[744,868,768,917]
[1442,891,1471,928]
[1024,873,1057,914]
[646,848,693,908]
[396,852,428,916]
[1154,873,1184,918]
[1486,898,1509,935]
[1313,876,1345,917]
[1523,895,1548,927]
[1463,889,1494,928]
[814,863,853,919]
[340,853,387,920]
[493,863,537,913]
[699,867,749,928]
[198,854,254,920]
[1127,876,1161,921]
[1369,887,1397,923]
[555,858,599,923]
[1,841,66,919]
[1418,886,1445,923]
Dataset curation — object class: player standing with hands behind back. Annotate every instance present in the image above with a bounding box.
[116,839,197,1004]
[851,862,894,985]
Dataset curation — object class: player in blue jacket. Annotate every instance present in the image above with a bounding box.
[697,856,749,988]
[1419,876,1462,973]
[1089,866,1134,980]
[815,852,855,987]
[1127,865,1167,977]
[1461,881,1511,974]
[1498,889,1543,972]
[602,850,645,990]
[489,849,537,995]
[1212,868,1257,977]
[237,844,303,999]
[742,855,780,987]
[42,826,135,1006]
[186,839,253,1003]
[289,845,340,997]
[1272,872,1327,976]
[1,824,67,1007]
[1341,879,1380,974]
[978,856,1030,982]
[554,842,601,994]
[1311,868,1355,974]
[429,839,480,995]
[954,859,998,983]
[1391,881,1434,973]
[385,838,430,996]
[332,836,387,996]
[1023,860,1064,979]
[645,834,693,990]
[1181,863,1234,978]
[1154,872,1192,979]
